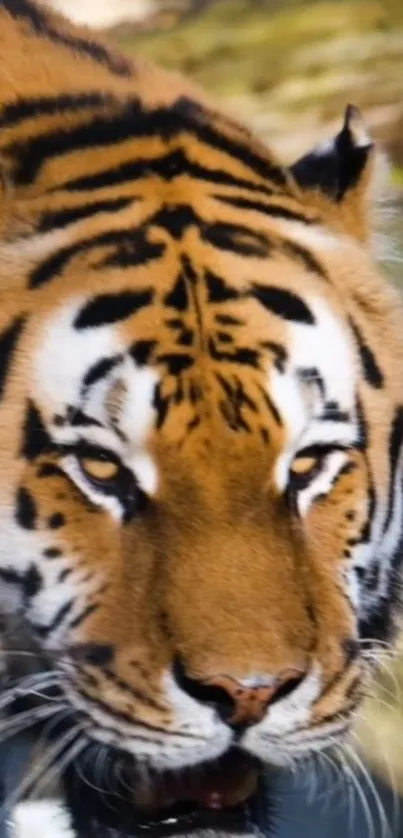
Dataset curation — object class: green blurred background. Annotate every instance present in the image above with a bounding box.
[49,0,403,796]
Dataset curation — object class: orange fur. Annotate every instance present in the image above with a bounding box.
[0,0,402,761]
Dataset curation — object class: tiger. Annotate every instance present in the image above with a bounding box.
[0,1,402,837]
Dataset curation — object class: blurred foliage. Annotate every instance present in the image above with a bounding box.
[113,0,403,167]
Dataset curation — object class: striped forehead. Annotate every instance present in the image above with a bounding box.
[32,283,357,450]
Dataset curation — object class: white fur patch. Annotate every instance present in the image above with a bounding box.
[292,295,357,422]
[34,300,160,506]
[271,294,358,494]
[34,301,122,418]
[128,452,159,496]
[272,366,308,491]
[1,230,69,268]
[119,357,159,448]
[272,220,342,254]
[13,800,73,838]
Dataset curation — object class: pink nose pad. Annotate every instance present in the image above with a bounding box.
[173,657,306,728]
[202,669,306,727]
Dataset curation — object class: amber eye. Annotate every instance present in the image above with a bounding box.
[290,455,319,479]
[79,456,120,484]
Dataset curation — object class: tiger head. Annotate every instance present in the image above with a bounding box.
[0,2,402,835]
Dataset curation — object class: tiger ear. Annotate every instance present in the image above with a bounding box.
[290,105,384,244]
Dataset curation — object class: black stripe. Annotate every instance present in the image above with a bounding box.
[68,602,99,630]
[35,598,75,637]
[260,341,287,372]
[157,352,194,375]
[37,462,66,479]
[147,204,270,259]
[130,340,157,367]
[153,386,170,430]
[22,563,42,601]
[29,242,82,289]
[11,94,285,191]
[20,400,52,460]
[71,643,115,667]
[0,1,131,78]
[148,204,200,240]
[296,368,324,396]
[43,548,62,559]
[38,197,133,232]
[208,338,260,368]
[82,356,121,389]
[29,229,164,289]
[72,692,174,739]
[202,221,270,258]
[206,270,240,303]
[48,512,65,529]
[0,316,25,398]
[359,467,375,544]
[281,240,328,280]
[213,195,327,278]
[0,93,110,130]
[98,232,165,271]
[67,409,103,429]
[74,289,153,330]
[5,100,224,185]
[257,385,282,426]
[175,96,288,188]
[213,193,315,224]
[252,285,315,325]
[102,667,165,710]
[15,486,37,530]
[350,318,384,388]
[0,568,21,586]
[215,313,243,327]
[341,638,360,666]
[355,396,368,450]
[383,405,403,535]
[54,149,277,199]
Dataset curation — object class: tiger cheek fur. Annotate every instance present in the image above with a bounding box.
[0,2,402,830]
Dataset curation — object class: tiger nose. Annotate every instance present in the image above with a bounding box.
[173,659,306,727]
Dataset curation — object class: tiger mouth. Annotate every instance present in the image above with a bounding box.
[64,748,266,836]
[131,750,260,813]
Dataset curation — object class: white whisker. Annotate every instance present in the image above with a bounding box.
[0,703,64,744]
[3,723,85,811]
[344,742,391,838]
[29,734,87,801]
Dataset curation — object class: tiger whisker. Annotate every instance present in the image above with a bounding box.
[344,741,392,838]
[3,721,86,811]
[74,742,110,797]
[350,724,400,837]
[0,672,59,711]
[0,703,63,745]
[26,732,87,802]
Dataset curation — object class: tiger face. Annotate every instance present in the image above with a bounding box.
[0,2,402,835]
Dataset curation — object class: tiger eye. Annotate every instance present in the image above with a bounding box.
[79,457,120,482]
[290,456,318,477]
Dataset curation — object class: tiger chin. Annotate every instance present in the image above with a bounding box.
[0,2,402,837]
